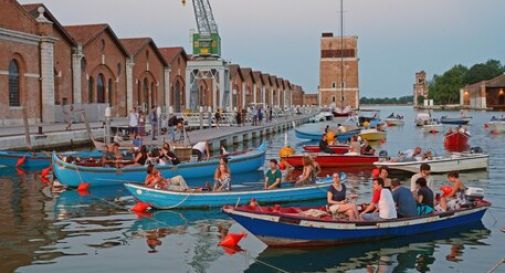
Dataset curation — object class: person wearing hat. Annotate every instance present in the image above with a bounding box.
[264,159,282,190]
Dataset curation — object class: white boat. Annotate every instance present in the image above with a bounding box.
[421,123,444,134]
[487,121,505,134]
[310,112,333,123]
[415,113,431,126]
[384,118,405,126]
[374,153,489,173]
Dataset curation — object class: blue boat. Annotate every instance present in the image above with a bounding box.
[440,116,471,125]
[223,201,490,247]
[52,144,267,188]
[0,150,102,169]
[295,128,360,142]
[124,176,334,209]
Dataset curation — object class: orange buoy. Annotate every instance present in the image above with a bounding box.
[221,245,243,255]
[16,157,26,167]
[219,232,247,248]
[372,168,380,178]
[131,202,151,213]
[440,185,453,197]
[77,183,90,192]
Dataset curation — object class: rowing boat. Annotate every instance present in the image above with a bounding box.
[283,154,379,168]
[295,128,360,142]
[52,143,267,187]
[0,150,102,169]
[302,145,350,154]
[373,153,488,173]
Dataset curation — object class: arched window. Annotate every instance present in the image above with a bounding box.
[108,78,113,105]
[88,77,94,103]
[8,59,21,107]
[96,74,105,103]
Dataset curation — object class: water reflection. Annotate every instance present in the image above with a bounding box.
[245,223,490,273]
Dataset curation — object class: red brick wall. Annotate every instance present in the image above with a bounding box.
[131,44,166,110]
[169,54,186,111]
[0,0,38,35]
[52,29,73,105]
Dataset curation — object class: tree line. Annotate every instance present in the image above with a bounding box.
[360,96,413,105]
[426,59,505,105]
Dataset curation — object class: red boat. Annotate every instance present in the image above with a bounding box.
[302,145,350,154]
[444,130,470,152]
[282,154,379,168]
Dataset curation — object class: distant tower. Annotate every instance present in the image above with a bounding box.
[413,71,429,107]
[318,33,359,109]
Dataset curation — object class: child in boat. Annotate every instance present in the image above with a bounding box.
[438,171,466,212]
[327,172,361,221]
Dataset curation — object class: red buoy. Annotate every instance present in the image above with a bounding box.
[219,232,247,248]
[77,183,90,192]
[131,202,151,213]
[40,176,50,184]
[221,245,243,255]
[484,123,489,129]
[440,185,453,197]
[40,166,52,178]
[16,157,26,167]
[372,168,380,178]
[278,162,286,170]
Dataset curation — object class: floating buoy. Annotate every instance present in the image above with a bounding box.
[16,168,27,176]
[221,245,243,255]
[372,168,380,178]
[278,162,286,170]
[77,183,90,192]
[440,185,453,197]
[16,157,26,167]
[219,232,247,248]
[131,202,151,213]
[40,176,50,184]
[40,166,52,178]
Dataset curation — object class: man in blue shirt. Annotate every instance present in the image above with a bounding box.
[391,179,418,218]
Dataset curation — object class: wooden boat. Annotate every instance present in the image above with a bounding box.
[0,150,102,169]
[295,128,360,142]
[123,176,337,209]
[332,106,352,117]
[440,116,471,125]
[92,139,135,150]
[384,118,404,126]
[283,154,379,168]
[444,130,470,152]
[421,124,443,134]
[52,143,267,187]
[487,121,505,134]
[373,152,488,173]
[302,145,350,154]
[359,129,386,141]
[223,201,490,247]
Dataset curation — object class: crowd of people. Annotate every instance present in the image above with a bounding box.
[318,133,375,156]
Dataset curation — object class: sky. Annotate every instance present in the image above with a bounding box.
[19,0,505,97]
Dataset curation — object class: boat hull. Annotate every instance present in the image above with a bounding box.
[487,121,505,134]
[124,180,332,209]
[373,154,488,173]
[223,204,489,247]
[284,154,378,168]
[0,150,102,169]
[295,128,359,143]
[440,117,471,125]
[444,132,470,152]
[302,145,349,154]
[359,130,386,141]
[421,124,443,134]
[384,118,404,126]
[53,144,267,187]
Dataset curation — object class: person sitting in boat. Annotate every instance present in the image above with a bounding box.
[133,145,149,166]
[360,177,397,221]
[101,144,116,167]
[132,131,142,147]
[213,160,231,191]
[391,179,418,218]
[378,167,392,188]
[415,177,434,215]
[319,134,335,154]
[410,163,434,195]
[264,159,282,190]
[422,150,433,160]
[346,135,361,155]
[112,142,125,168]
[159,143,180,166]
[399,146,422,161]
[361,140,375,156]
[295,156,317,186]
[438,171,466,212]
[327,172,361,221]
[192,141,210,161]
[146,149,161,166]
[144,164,190,191]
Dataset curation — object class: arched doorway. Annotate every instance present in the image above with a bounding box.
[8,59,21,107]
[88,77,94,103]
[174,80,181,112]
[96,73,105,103]
[143,78,149,111]
[151,82,156,108]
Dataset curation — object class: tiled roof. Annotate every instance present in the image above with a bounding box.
[159,47,188,64]
[22,3,76,46]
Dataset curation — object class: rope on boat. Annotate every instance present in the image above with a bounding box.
[485,256,505,273]
[166,194,191,209]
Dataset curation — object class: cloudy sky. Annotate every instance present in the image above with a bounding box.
[20,0,505,97]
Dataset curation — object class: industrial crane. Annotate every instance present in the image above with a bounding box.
[182,0,221,57]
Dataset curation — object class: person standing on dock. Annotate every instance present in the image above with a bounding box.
[128,107,139,136]
[149,106,158,141]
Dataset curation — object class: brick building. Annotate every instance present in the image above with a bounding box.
[292,85,305,106]
[120,37,168,113]
[252,71,264,104]
[460,74,505,110]
[240,67,254,107]
[413,70,429,107]
[318,33,359,109]
[159,47,187,112]
[304,93,319,106]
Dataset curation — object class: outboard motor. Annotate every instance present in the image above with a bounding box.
[378,150,388,157]
[470,146,483,154]
[465,187,484,202]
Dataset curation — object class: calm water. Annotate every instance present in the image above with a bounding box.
[1,106,505,273]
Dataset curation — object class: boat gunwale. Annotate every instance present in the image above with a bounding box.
[374,153,489,167]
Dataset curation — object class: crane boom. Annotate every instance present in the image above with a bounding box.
[184,0,221,57]
[202,0,219,34]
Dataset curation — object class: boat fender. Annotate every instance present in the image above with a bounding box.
[16,157,26,167]
[378,150,388,157]
[219,232,247,248]
[40,177,50,184]
[372,168,380,178]
[470,147,483,154]
[77,183,90,192]
[131,202,151,213]
[278,162,286,170]
[40,166,53,178]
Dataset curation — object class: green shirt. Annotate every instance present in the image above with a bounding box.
[265,169,282,188]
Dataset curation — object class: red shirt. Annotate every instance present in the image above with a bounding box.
[371,189,381,204]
